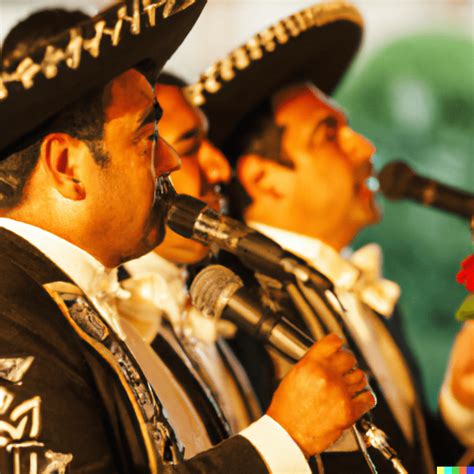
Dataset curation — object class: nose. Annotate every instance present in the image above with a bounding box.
[338,126,376,165]
[154,137,181,177]
[198,139,232,185]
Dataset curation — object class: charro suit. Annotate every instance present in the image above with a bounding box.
[221,224,440,474]
[0,228,270,473]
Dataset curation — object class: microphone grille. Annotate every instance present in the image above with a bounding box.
[190,265,243,319]
[378,160,415,200]
[167,194,207,238]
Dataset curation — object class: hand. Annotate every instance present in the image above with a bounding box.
[449,321,474,409]
[267,333,376,457]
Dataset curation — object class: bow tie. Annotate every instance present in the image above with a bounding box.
[115,274,167,343]
[346,244,400,318]
[88,267,121,300]
[116,271,237,344]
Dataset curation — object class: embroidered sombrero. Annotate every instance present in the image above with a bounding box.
[0,0,206,158]
[185,1,363,146]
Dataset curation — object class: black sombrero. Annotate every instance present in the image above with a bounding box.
[185,1,363,147]
[0,0,206,158]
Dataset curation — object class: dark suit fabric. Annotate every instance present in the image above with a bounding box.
[0,229,269,473]
[215,250,467,473]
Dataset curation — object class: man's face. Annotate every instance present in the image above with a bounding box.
[82,69,180,265]
[238,84,380,250]
[153,83,231,264]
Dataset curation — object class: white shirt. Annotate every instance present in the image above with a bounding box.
[250,221,416,444]
[0,218,310,473]
[124,252,260,433]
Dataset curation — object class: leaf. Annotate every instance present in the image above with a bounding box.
[455,294,474,321]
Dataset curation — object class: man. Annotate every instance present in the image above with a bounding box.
[186,1,466,472]
[120,72,262,434]
[0,3,375,474]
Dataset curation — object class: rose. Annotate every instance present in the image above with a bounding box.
[456,254,474,293]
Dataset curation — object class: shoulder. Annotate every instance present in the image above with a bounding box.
[0,256,118,473]
[0,252,86,369]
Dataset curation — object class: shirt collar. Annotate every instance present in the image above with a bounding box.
[248,221,359,290]
[125,251,186,283]
[0,217,120,320]
[248,221,400,317]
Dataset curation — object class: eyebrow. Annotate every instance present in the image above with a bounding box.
[175,127,202,144]
[307,115,337,141]
[137,100,164,130]
[313,116,338,132]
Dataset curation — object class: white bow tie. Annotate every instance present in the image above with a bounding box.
[346,244,400,318]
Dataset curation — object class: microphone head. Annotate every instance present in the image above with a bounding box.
[166,194,207,238]
[378,160,416,200]
[190,265,243,320]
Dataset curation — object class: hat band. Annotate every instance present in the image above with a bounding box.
[0,0,197,101]
[184,1,362,107]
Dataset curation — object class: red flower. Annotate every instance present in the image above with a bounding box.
[456,254,474,293]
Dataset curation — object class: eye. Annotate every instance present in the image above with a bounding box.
[148,130,159,142]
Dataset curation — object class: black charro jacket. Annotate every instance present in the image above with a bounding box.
[218,252,464,474]
[0,228,269,474]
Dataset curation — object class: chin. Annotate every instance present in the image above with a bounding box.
[354,197,382,229]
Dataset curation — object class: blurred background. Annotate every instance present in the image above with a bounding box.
[1,0,473,410]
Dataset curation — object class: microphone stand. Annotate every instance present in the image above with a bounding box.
[281,269,408,474]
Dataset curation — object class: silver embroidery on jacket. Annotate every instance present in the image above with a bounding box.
[0,358,74,473]
[0,357,35,384]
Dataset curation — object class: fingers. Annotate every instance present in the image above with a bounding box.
[348,378,370,396]
[307,333,344,360]
[352,389,377,420]
[328,349,357,374]
[344,368,365,385]
[345,369,369,397]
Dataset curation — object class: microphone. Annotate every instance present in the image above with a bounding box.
[190,264,313,362]
[166,193,332,288]
[379,160,474,219]
[192,265,409,473]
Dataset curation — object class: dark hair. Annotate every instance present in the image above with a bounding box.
[223,99,290,219]
[158,71,188,88]
[224,99,289,168]
[0,9,108,209]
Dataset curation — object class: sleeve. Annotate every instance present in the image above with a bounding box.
[162,416,310,474]
[439,373,474,447]
[0,305,118,474]
[239,415,311,473]
[167,435,270,474]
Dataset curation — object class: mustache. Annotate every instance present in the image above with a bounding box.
[145,175,177,244]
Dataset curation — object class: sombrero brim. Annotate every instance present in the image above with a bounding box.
[0,0,206,158]
[186,2,362,147]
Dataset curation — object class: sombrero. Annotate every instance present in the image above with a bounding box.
[0,0,206,158]
[185,1,363,146]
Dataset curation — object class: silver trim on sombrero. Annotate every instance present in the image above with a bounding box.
[184,1,363,107]
[0,0,197,101]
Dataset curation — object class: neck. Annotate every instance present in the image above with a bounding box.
[245,208,353,252]
[3,206,117,268]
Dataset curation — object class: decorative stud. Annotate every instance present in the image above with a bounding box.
[0,0,199,102]
[274,22,289,45]
[220,58,236,81]
[246,37,263,61]
[233,48,250,70]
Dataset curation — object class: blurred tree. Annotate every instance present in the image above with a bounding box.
[336,33,474,410]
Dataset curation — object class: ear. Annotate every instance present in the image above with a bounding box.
[237,154,293,201]
[40,133,87,201]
